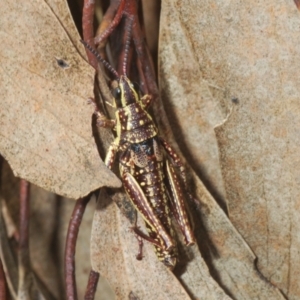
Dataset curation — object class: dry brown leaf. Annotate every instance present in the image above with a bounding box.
[90,182,283,299]
[1,0,296,298]
[158,2,228,210]
[29,185,63,299]
[145,0,288,299]
[91,191,232,300]
[210,2,300,299]
[0,0,121,199]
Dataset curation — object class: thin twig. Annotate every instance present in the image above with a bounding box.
[84,270,100,300]
[19,179,30,269]
[82,0,98,69]
[94,0,126,47]
[0,161,3,300]
[117,16,134,76]
[125,0,159,99]
[0,258,7,300]
[65,196,91,300]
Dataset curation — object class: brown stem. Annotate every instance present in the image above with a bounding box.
[84,270,100,300]
[0,155,3,181]
[82,0,98,69]
[0,258,7,300]
[136,51,148,95]
[94,0,126,47]
[117,16,134,76]
[19,179,30,269]
[64,196,90,300]
[124,0,158,98]
[294,0,300,10]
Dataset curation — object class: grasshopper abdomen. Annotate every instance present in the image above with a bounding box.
[120,137,178,267]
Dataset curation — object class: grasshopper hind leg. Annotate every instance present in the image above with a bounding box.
[144,222,177,270]
[123,172,177,269]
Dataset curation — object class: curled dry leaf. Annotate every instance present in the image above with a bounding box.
[0,0,121,199]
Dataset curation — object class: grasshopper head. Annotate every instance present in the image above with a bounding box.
[112,75,139,108]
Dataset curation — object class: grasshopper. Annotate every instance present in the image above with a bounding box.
[82,31,195,269]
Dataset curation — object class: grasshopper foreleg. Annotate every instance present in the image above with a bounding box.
[87,97,116,128]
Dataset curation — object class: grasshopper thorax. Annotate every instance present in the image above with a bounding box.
[112,76,139,108]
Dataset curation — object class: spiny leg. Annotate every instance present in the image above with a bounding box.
[166,160,195,246]
[105,144,118,169]
[160,138,201,214]
[159,138,188,187]
[87,97,116,129]
[160,138,197,203]
[132,226,163,249]
[159,138,195,245]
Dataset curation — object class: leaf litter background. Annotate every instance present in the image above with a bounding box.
[0,0,300,299]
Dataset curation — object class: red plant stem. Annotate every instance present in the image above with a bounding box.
[82,0,98,69]
[294,0,300,10]
[117,16,134,76]
[136,51,148,95]
[94,0,126,46]
[125,0,159,99]
[84,270,100,300]
[0,155,3,179]
[0,258,7,300]
[65,196,90,300]
[0,158,4,299]
[19,179,30,269]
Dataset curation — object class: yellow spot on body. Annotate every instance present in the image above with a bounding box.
[139,120,144,125]
[135,108,139,112]
[140,182,146,186]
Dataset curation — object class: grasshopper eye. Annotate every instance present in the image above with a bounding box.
[112,87,122,107]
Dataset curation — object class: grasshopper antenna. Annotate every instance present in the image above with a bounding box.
[80,40,119,79]
[122,17,134,76]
